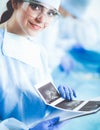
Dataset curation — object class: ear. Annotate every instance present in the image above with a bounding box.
[11,0,18,9]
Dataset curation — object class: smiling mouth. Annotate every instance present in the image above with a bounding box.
[29,22,41,30]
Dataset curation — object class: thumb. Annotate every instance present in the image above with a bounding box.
[47,117,60,127]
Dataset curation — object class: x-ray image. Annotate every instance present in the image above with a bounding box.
[36,81,100,114]
[38,82,60,104]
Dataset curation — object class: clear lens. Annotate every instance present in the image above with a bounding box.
[23,0,60,19]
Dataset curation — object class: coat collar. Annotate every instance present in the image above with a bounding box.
[2,29,43,68]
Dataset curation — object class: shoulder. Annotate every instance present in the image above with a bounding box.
[0,29,4,37]
[0,22,5,29]
[0,28,4,41]
[0,28,5,46]
[0,23,5,38]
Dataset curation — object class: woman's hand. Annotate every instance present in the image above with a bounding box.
[58,85,76,100]
[29,117,60,130]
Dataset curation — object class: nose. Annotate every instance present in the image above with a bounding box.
[36,13,47,23]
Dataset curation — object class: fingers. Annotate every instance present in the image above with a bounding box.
[72,88,77,98]
[58,86,66,99]
[65,87,77,100]
[29,117,60,130]
[47,117,60,127]
[58,85,76,100]
[64,86,72,100]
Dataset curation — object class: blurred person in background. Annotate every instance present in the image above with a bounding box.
[52,0,100,78]
[52,2,100,130]
[37,0,100,75]
[52,0,100,101]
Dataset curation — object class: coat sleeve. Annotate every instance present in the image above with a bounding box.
[0,118,29,130]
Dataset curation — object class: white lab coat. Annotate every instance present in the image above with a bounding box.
[0,27,56,130]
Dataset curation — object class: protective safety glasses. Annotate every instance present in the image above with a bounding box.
[22,0,60,20]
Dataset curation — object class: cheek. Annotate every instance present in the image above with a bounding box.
[16,10,25,22]
[17,6,29,22]
[19,12,29,26]
[23,15,29,24]
[44,18,54,28]
[44,22,51,29]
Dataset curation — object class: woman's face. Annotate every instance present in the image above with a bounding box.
[13,1,59,36]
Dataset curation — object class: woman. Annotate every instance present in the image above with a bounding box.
[0,0,76,129]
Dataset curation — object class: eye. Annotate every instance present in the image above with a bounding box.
[47,10,58,17]
[29,3,42,11]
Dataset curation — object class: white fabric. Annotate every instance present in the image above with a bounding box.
[3,30,42,69]
[0,28,55,130]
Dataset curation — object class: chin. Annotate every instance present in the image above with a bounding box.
[26,31,38,36]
